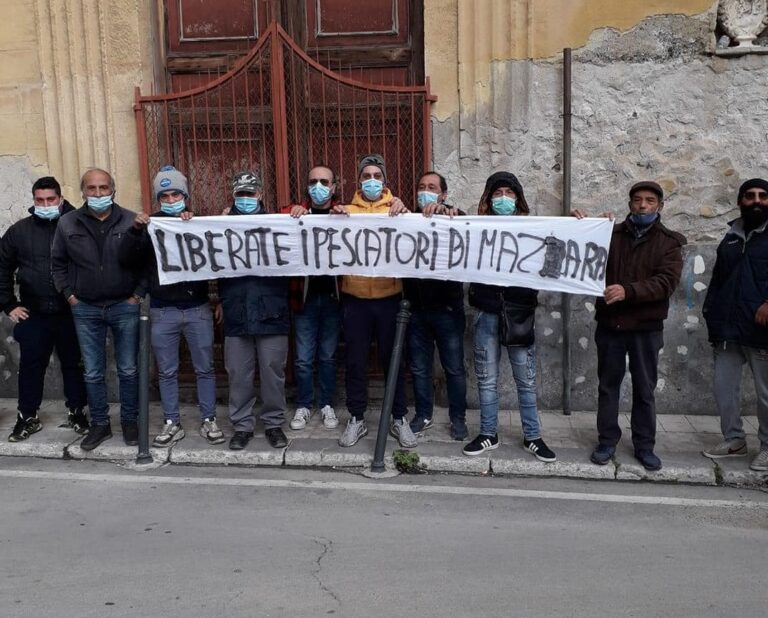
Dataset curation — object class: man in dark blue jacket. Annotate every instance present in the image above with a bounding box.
[52,168,144,451]
[219,171,289,450]
[0,176,88,441]
[703,178,768,472]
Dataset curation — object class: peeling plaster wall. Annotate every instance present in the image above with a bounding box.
[0,0,158,401]
[430,7,767,414]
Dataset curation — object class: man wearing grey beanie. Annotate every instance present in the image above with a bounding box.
[119,165,224,448]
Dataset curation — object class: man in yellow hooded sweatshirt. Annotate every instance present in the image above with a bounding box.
[332,154,417,449]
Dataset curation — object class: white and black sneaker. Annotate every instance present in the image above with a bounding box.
[463,433,499,456]
[524,437,556,462]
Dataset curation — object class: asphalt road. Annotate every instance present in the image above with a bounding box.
[0,457,766,618]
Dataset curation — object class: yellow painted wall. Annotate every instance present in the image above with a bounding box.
[425,0,714,120]
[0,0,45,166]
[0,0,157,210]
[0,0,716,204]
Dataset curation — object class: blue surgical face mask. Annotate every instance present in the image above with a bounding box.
[234,196,260,214]
[308,183,332,206]
[490,195,517,215]
[33,204,61,220]
[361,178,383,201]
[160,199,186,216]
[416,191,439,210]
[629,212,659,227]
[87,194,113,213]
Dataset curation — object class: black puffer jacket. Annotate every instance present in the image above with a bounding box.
[704,218,768,348]
[117,211,209,306]
[0,202,76,314]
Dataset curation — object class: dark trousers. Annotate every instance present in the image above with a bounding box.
[595,326,663,451]
[342,294,407,420]
[13,313,87,419]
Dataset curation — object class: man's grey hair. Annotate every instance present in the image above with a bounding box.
[80,168,116,193]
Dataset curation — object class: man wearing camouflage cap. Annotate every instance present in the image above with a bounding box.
[218,171,290,451]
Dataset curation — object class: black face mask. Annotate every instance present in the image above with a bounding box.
[740,204,768,230]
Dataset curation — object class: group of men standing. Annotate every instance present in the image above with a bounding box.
[0,161,766,473]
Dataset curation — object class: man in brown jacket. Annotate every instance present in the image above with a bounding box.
[575,181,686,471]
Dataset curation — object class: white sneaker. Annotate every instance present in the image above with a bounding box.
[290,407,312,430]
[750,449,768,471]
[153,420,185,447]
[338,417,367,447]
[320,405,339,429]
[390,418,418,449]
[702,438,747,459]
[200,417,225,445]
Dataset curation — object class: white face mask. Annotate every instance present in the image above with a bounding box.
[87,194,113,213]
[33,203,62,220]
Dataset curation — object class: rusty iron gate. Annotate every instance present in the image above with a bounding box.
[134,22,436,213]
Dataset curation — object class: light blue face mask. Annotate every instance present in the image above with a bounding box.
[160,199,186,216]
[308,183,332,206]
[361,178,383,201]
[629,212,658,227]
[491,195,517,215]
[234,196,260,214]
[33,205,61,220]
[416,191,439,210]
[87,195,113,213]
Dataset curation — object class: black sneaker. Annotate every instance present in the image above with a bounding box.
[463,433,499,456]
[590,444,615,465]
[409,416,433,435]
[8,415,42,442]
[229,430,254,450]
[121,421,139,446]
[67,408,90,435]
[450,419,469,441]
[635,449,662,471]
[80,424,112,451]
[265,427,288,448]
[524,438,557,462]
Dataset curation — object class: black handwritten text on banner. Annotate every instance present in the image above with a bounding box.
[148,214,613,295]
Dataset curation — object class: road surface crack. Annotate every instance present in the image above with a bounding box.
[312,537,341,609]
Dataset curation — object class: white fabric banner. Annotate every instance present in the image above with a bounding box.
[148,214,613,295]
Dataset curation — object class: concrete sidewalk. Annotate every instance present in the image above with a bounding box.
[0,398,765,488]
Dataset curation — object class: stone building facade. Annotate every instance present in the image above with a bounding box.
[0,1,766,414]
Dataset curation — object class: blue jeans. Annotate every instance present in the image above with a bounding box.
[71,300,139,426]
[407,306,467,423]
[150,304,216,422]
[473,310,540,439]
[293,294,340,408]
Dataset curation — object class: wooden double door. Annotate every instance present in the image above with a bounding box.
[157,1,426,394]
[165,0,424,90]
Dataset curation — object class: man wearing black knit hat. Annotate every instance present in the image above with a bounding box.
[703,178,768,472]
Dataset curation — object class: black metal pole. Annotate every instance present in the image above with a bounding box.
[371,299,411,473]
[136,302,153,464]
[562,47,573,417]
